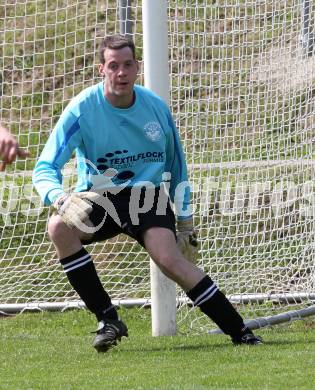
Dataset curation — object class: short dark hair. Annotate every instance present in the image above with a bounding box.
[99,34,136,64]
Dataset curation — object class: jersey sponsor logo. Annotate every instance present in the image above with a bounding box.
[97,150,129,172]
[97,150,165,171]
[95,149,165,184]
[143,121,162,142]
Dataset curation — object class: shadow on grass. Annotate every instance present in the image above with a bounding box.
[106,334,315,354]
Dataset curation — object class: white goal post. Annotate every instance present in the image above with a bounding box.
[143,0,177,336]
[0,0,315,335]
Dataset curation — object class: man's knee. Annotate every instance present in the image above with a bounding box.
[156,253,176,271]
[48,214,95,245]
[144,228,181,270]
[47,214,72,242]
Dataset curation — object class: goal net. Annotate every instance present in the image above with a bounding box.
[0,0,314,332]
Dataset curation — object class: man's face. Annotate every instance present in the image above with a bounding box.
[99,46,139,108]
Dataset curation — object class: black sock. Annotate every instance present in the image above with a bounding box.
[60,248,118,321]
[186,276,251,339]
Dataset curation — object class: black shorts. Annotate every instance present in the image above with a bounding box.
[81,186,176,248]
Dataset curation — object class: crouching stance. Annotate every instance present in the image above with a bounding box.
[33,34,262,352]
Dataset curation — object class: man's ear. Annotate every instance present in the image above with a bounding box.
[98,64,105,77]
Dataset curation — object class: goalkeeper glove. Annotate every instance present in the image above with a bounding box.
[176,217,198,262]
[53,192,101,229]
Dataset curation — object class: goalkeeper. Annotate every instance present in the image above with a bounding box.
[33,34,262,352]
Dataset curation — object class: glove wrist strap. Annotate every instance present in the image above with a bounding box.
[54,193,69,209]
[177,217,193,232]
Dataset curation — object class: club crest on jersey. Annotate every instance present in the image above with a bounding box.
[143,121,162,142]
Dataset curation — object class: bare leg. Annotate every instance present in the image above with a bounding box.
[142,227,263,344]
[48,214,94,257]
[143,227,205,291]
[47,214,117,322]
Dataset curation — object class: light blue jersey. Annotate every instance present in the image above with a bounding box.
[33,82,191,219]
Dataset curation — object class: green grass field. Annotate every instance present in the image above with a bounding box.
[0,308,314,390]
